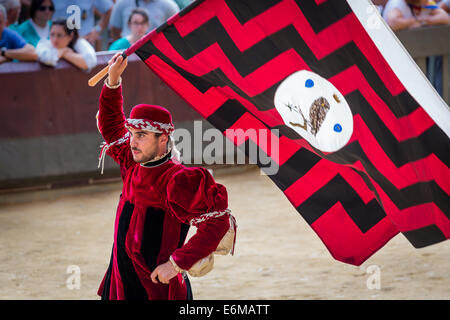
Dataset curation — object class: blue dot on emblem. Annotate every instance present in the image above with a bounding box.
[334,124,342,132]
[305,79,314,88]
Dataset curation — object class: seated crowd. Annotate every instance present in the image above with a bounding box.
[0,0,191,70]
[0,0,448,73]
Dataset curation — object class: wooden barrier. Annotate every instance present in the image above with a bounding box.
[396,24,450,104]
[0,52,206,190]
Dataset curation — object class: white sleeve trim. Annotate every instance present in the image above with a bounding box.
[189,209,231,226]
[105,77,122,89]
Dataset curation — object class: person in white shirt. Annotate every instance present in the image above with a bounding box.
[383,0,449,30]
[36,18,96,71]
[109,0,179,40]
[16,0,54,47]
[439,0,450,12]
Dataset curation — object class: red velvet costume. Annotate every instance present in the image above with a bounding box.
[96,83,231,300]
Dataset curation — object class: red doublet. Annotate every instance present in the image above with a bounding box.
[97,84,230,300]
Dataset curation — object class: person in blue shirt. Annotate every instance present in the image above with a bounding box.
[0,4,37,63]
[17,0,54,47]
[109,8,149,51]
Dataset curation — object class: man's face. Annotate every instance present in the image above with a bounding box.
[128,128,167,163]
[129,13,149,38]
[35,0,54,23]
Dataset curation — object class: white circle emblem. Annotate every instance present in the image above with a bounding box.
[274,70,353,152]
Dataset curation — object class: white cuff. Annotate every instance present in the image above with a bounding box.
[169,255,184,273]
[189,209,231,226]
[105,77,122,89]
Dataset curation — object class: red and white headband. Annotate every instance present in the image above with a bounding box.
[125,118,174,135]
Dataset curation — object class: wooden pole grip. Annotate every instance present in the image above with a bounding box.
[88,65,109,87]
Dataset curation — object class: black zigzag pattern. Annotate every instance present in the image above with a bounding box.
[244,139,387,234]
[136,19,446,165]
[403,225,447,248]
[294,0,354,33]
[225,0,353,32]
[205,95,449,219]
[133,0,448,246]
[224,0,284,24]
[247,137,447,241]
[297,174,387,232]
[137,21,447,167]
[143,13,419,120]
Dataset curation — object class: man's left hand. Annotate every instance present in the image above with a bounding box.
[150,260,178,284]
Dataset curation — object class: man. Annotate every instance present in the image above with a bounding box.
[109,0,179,41]
[96,52,235,300]
[0,0,20,30]
[0,4,37,63]
[16,0,54,47]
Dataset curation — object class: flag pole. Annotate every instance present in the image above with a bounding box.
[88,51,127,87]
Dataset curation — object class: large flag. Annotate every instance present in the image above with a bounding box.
[124,0,450,265]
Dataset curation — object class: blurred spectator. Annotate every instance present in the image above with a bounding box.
[430,0,450,96]
[109,7,149,50]
[0,4,37,63]
[383,1,449,97]
[36,18,97,71]
[372,0,389,4]
[439,0,450,11]
[16,0,54,47]
[53,0,113,49]
[0,0,21,31]
[383,0,449,31]
[109,0,179,40]
[371,0,388,12]
[174,0,191,10]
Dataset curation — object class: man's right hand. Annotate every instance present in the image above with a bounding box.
[107,52,128,86]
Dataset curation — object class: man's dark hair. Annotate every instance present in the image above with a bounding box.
[127,8,150,25]
[30,0,54,20]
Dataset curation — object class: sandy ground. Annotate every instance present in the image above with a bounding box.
[0,165,448,300]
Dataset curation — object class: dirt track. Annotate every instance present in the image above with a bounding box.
[0,166,448,300]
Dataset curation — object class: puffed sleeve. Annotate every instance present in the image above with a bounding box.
[167,167,232,271]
